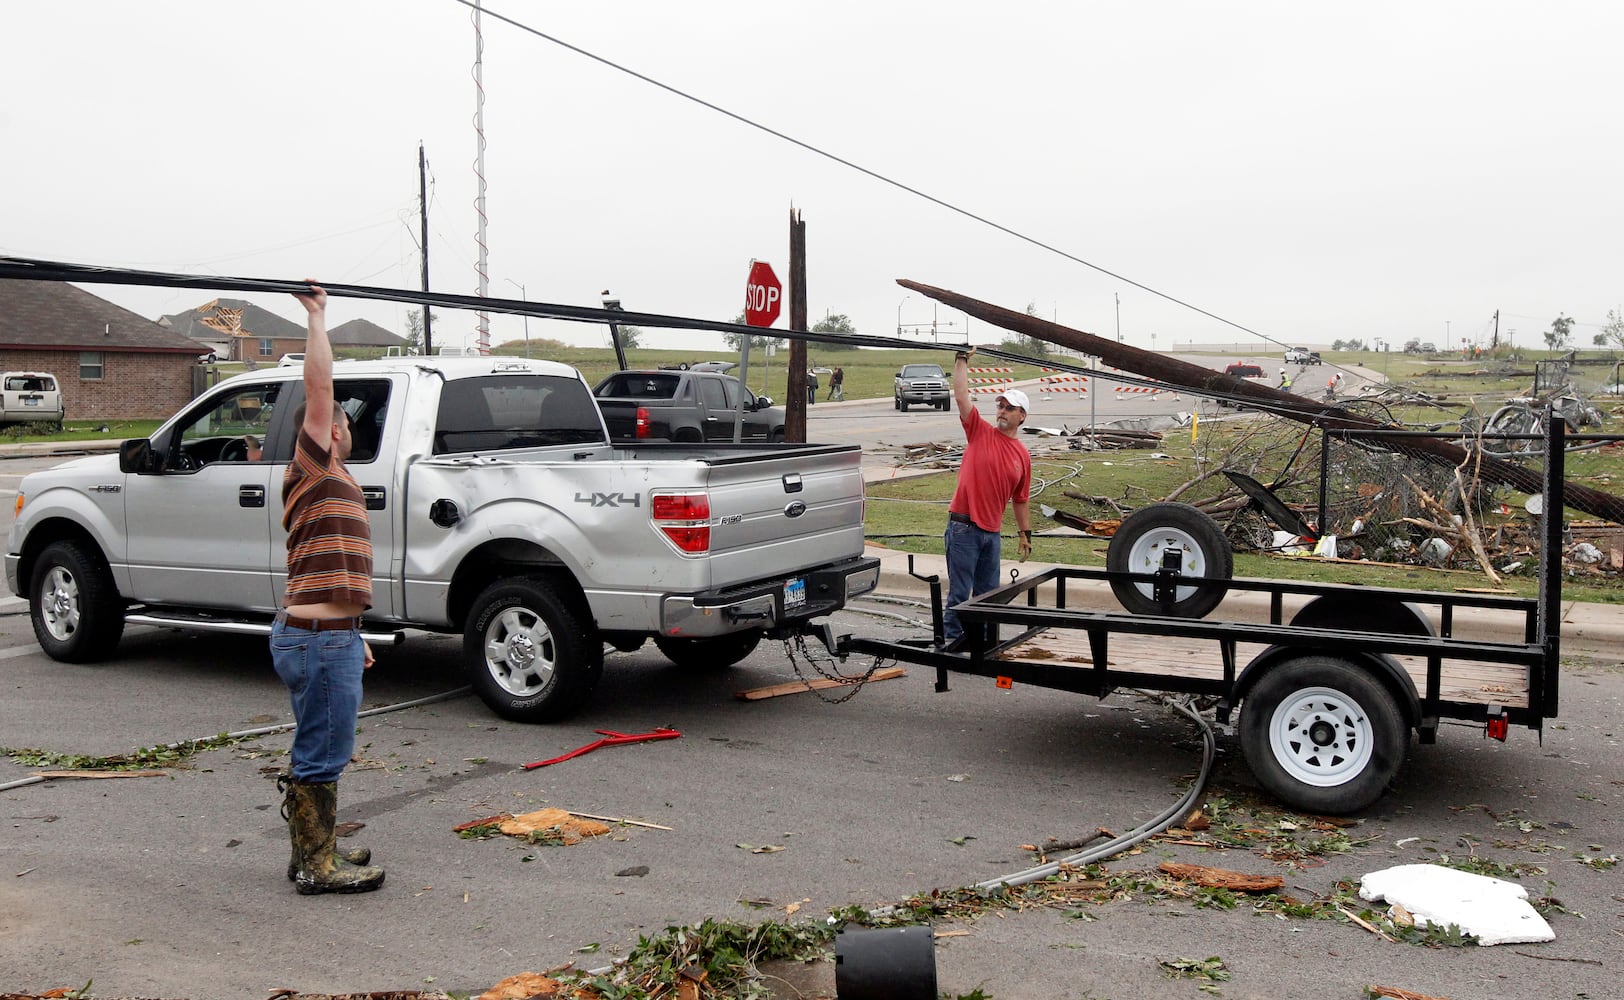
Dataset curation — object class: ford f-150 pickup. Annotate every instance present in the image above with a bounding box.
[6,357,878,721]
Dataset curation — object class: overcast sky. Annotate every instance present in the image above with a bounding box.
[4,1,1621,356]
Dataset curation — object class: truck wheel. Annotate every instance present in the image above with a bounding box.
[464,578,600,722]
[1105,502,1232,617]
[770,429,786,443]
[1240,656,1407,815]
[653,632,762,669]
[30,540,125,662]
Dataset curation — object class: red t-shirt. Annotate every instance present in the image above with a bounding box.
[949,409,1031,531]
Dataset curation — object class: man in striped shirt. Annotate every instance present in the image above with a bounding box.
[272,281,385,895]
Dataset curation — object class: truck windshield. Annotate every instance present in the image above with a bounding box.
[433,375,606,455]
[900,365,944,378]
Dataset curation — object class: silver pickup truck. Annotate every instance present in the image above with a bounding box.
[6,357,879,721]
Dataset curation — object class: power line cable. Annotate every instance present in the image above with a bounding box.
[449,0,1284,347]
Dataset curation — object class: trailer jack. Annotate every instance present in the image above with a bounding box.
[1485,705,1509,742]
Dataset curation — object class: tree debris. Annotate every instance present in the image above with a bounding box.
[1156,861,1285,892]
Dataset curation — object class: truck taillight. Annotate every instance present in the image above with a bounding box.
[635,406,651,439]
[652,492,711,553]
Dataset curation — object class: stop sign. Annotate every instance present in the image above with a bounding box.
[744,260,782,328]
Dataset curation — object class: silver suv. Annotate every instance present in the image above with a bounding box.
[893,363,950,411]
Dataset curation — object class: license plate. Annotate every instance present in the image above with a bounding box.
[784,577,806,610]
[23,398,38,406]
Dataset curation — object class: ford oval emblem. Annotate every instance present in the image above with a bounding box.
[784,501,807,518]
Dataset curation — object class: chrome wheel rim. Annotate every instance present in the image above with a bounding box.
[39,565,81,642]
[482,606,556,697]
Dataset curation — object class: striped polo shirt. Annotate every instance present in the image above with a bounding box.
[282,427,373,610]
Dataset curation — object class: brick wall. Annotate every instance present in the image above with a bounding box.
[0,349,196,421]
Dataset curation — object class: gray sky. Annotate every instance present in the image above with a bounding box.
[4,1,1621,356]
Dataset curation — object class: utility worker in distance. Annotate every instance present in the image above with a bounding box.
[1277,367,1294,391]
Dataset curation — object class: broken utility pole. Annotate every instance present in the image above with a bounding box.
[898,278,1624,525]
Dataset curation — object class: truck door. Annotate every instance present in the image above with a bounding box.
[123,383,287,611]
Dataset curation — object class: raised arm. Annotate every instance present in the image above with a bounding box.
[952,348,974,415]
[292,281,334,443]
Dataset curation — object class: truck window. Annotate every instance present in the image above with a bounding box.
[594,373,681,399]
[434,375,605,454]
[698,376,728,412]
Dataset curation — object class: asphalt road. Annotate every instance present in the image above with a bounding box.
[2,420,1621,999]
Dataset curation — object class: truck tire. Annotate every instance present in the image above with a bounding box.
[1239,655,1407,815]
[30,540,125,662]
[1105,502,1232,617]
[464,577,600,722]
[653,631,762,669]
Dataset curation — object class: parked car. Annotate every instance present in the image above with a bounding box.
[893,363,950,410]
[0,371,64,423]
[1223,362,1264,378]
[277,353,305,366]
[1284,347,1321,365]
[593,369,785,442]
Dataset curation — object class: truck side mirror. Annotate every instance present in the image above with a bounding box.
[757,395,774,408]
[119,438,156,474]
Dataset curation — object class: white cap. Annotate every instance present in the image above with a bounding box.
[996,388,1030,412]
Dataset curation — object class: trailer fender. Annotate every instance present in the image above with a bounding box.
[1235,646,1421,729]
[1288,595,1435,639]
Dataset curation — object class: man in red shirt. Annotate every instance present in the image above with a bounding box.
[942,348,1032,650]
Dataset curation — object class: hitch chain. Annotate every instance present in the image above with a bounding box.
[781,634,889,704]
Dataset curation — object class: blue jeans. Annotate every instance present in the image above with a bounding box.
[270,621,365,784]
[943,519,1002,643]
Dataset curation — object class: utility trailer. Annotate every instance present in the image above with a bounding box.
[834,422,1578,815]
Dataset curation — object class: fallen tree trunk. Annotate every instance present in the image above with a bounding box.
[898,279,1624,525]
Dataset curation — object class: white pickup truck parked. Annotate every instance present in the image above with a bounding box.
[6,357,879,721]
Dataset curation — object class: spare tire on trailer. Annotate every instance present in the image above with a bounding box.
[1105,502,1232,618]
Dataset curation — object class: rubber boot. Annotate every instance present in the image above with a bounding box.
[279,773,371,880]
[287,780,385,895]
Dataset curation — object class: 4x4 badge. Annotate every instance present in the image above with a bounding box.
[574,491,641,508]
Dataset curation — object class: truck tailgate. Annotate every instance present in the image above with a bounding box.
[620,442,866,586]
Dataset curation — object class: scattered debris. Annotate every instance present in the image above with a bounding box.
[735,666,906,700]
[496,808,612,846]
[1359,863,1555,945]
[1157,861,1285,893]
[1367,986,1451,1000]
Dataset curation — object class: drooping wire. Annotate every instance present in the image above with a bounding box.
[448,0,1284,349]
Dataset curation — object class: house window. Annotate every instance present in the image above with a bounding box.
[258,338,274,357]
[79,351,104,380]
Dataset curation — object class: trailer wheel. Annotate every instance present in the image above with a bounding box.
[1105,502,1232,617]
[1240,656,1407,814]
[464,577,600,722]
[30,540,125,662]
[654,631,762,669]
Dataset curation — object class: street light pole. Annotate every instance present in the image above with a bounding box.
[897,294,910,337]
[504,279,529,358]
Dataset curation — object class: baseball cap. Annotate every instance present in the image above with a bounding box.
[996,388,1030,412]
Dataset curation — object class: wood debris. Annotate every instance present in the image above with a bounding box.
[735,666,906,700]
[1156,861,1285,892]
[496,808,611,845]
[1367,986,1451,1000]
